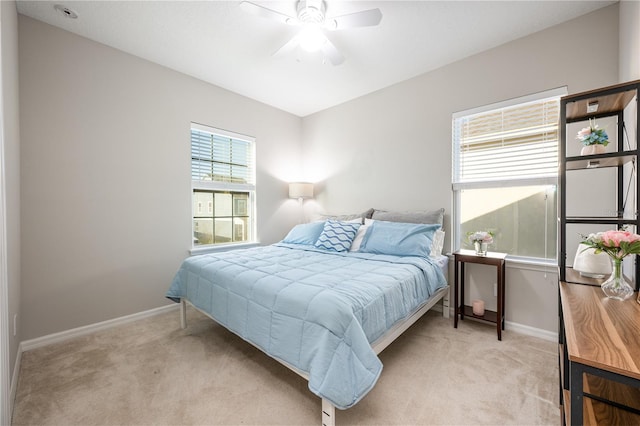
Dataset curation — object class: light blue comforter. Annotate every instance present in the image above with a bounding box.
[166,243,447,409]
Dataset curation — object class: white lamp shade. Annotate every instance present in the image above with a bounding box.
[289,182,314,199]
[573,244,612,278]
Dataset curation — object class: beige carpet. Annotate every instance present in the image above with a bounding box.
[12,306,559,425]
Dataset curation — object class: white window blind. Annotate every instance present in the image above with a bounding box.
[451,88,566,260]
[453,92,561,188]
[191,124,255,189]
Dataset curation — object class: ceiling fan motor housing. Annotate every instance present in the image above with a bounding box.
[297,0,326,24]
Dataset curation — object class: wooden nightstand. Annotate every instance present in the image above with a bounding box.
[453,249,507,340]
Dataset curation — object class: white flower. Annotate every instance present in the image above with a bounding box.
[468,231,494,244]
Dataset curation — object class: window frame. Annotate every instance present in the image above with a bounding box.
[452,87,567,263]
[190,123,257,251]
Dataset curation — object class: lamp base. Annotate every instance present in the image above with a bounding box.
[579,271,606,279]
[573,243,612,278]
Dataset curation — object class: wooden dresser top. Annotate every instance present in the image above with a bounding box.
[560,282,640,380]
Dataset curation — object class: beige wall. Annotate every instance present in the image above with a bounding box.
[619,1,640,82]
[18,16,303,340]
[15,3,633,341]
[1,0,21,398]
[301,5,620,334]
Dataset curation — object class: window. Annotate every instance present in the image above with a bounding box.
[191,123,255,247]
[452,88,566,261]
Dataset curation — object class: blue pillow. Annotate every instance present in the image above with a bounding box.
[314,220,361,252]
[359,221,441,257]
[282,221,325,245]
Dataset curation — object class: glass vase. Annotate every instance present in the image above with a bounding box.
[601,257,634,301]
[473,241,488,256]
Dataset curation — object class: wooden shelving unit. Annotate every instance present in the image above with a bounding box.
[565,152,636,170]
[565,82,637,120]
[558,80,640,425]
[559,79,640,287]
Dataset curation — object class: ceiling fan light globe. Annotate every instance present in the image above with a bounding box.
[298,26,326,52]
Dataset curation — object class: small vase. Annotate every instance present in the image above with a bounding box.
[581,144,607,155]
[601,257,634,301]
[474,241,488,256]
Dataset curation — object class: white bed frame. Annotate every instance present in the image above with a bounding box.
[179,285,450,426]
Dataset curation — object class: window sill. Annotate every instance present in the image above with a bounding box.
[447,252,557,273]
[190,242,261,256]
[506,256,557,273]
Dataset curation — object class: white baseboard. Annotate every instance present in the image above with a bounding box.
[448,307,557,342]
[20,303,179,353]
[505,320,557,342]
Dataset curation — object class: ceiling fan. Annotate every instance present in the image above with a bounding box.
[240,0,383,65]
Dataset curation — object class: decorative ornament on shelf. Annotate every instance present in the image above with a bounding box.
[579,228,640,301]
[468,231,494,256]
[576,118,609,155]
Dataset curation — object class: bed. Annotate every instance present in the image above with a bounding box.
[166,210,449,425]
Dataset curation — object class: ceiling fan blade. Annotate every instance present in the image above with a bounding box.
[239,1,299,25]
[273,35,301,58]
[326,8,382,30]
[320,38,345,66]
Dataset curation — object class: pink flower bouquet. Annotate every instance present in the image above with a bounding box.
[580,228,640,301]
[581,229,640,259]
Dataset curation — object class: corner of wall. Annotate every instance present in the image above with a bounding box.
[1,0,21,423]
[619,1,640,82]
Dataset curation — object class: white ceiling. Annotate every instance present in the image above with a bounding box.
[16,0,615,117]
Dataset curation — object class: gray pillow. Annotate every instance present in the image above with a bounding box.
[371,208,444,226]
[316,208,374,224]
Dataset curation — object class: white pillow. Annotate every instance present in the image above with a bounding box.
[430,229,445,257]
[350,219,374,252]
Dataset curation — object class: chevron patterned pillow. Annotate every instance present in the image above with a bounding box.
[314,219,361,252]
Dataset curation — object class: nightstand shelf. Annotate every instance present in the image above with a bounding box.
[460,305,498,324]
